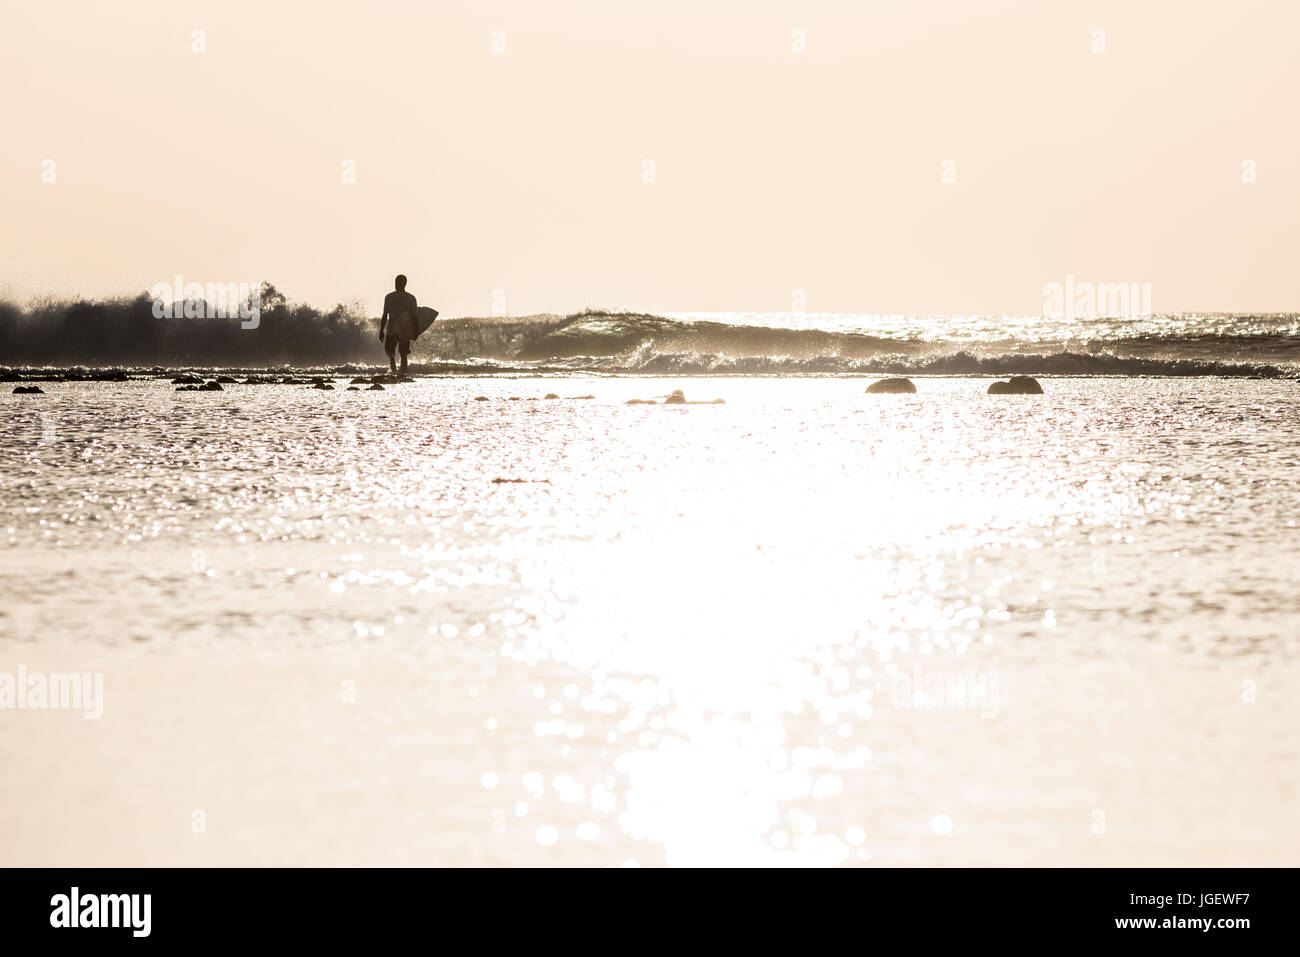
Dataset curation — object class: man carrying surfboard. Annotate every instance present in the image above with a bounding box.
[379,274,419,377]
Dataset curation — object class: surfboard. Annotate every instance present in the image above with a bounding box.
[413,306,439,339]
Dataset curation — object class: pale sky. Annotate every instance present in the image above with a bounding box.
[1,0,1296,318]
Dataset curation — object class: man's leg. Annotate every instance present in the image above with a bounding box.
[398,337,411,376]
[384,334,398,374]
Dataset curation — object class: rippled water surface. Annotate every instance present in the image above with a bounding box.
[3,377,1299,865]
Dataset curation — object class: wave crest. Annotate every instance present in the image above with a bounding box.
[0,294,1295,376]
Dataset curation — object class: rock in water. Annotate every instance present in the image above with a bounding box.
[988,376,1043,395]
[866,378,917,394]
[629,390,722,405]
[367,383,385,391]
[13,385,44,394]
[543,393,560,400]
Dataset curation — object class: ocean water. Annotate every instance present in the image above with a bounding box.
[4,302,1299,373]
[3,374,1300,865]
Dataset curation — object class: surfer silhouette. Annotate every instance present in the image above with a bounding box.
[379,274,418,376]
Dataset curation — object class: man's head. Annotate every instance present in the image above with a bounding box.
[394,274,407,291]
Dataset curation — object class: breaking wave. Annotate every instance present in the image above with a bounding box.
[0,289,1296,377]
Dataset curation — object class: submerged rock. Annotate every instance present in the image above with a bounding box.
[346,386,360,391]
[311,382,335,390]
[988,376,1043,395]
[866,377,917,394]
[13,385,44,394]
[543,393,561,400]
[367,383,385,391]
[628,390,723,406]
[475,396,490,401]
[172,374,203,385]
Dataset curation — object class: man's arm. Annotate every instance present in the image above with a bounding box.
[379,299,389,341]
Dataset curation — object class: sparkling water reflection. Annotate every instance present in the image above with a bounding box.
[3,377,1299,865]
